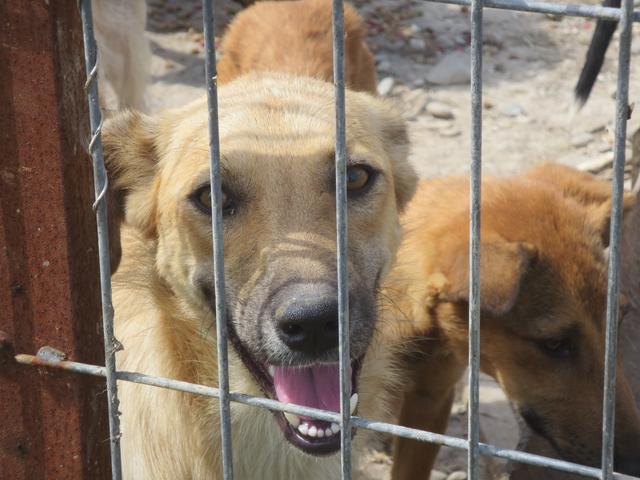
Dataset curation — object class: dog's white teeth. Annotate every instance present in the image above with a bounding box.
[298,423,309,435]
[350,393,359,415]
[268,366,275,377]
[284,412,300,428]
[331,422,341,434]
[307,425,318,437]
[316,428,325,438]
[325,427,334,437]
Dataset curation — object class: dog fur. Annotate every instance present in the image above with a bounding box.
[103,72,415,479]
[385,164,640,478]
[93,0,150,110]
[217,0,377,94]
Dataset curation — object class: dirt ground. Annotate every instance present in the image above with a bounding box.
[101,0,640,478]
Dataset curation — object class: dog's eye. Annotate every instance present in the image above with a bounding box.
[346,165,374,193]
[192,186,234,216]
[536,338,572,359]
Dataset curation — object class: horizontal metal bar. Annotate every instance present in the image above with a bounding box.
[424,0,640,22]
[15,354,640,480]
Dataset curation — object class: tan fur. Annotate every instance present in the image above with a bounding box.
[217,0,377,94]
[386,164,640,478]
[104,73,415,479]
[93,0,150,110]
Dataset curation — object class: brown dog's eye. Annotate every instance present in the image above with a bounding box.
[346,165,374,193]
[191,185,234,216]
[536,338,572,359]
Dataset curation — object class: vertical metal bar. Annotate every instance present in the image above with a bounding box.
[332,1,351,478]
[601,0,633,477]
[202,1,234,478]
[468,0,484,478]
[78,1,122,478]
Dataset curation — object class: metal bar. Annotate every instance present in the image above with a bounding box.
[78,2,122,478]
[423,0,640,21]
[16,354,640,480]
[467,0,484,477]
[201,1,234,478]
[601,0,633,476]
[331,0,352,479]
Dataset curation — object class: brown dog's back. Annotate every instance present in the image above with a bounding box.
[217,0,377,93]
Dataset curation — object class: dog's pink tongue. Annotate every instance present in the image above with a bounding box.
[273,364,345,413]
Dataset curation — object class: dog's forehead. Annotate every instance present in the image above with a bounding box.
[157,77,390,190]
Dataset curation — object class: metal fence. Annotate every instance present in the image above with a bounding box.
[13,0,639,479]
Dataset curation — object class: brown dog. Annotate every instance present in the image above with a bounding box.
[385,164,640,478]
[217,0,377,94]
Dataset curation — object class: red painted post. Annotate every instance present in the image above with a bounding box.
[0,2,111,479]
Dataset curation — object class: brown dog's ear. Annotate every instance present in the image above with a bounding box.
[525,162,636,247]
[438,235,538,316]
[587,194,636,247]
[102,110,159,272]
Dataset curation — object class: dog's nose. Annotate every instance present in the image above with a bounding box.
[276,297,339,354]
[615,455,640,476]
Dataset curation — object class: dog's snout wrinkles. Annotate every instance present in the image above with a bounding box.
[276,297,339,354]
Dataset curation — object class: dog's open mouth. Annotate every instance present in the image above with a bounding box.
[228,331,360,455]
[270,363,359,454]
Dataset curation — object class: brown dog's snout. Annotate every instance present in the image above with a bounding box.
[275,294,339,355]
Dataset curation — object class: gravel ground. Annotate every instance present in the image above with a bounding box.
[99,1,640,477]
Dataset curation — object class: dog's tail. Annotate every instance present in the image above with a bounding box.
[574,0,621,109]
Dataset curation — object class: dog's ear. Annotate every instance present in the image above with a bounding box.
[438,234,538,316]
[587,194,636,247]
[525,162,636,246]
[367,99,417,212]
[102,110,160,272]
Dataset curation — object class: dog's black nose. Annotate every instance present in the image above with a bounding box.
[276,297,339,354]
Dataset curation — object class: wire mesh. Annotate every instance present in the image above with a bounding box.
[78,1,123,478]
[202,0,234,478]
[331,1,353,478]
[601,0,634,477]
[19,0,640,479]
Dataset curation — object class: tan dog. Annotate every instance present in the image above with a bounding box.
[103,73,415,479]
[217,0,377,94]
[386,164,640,478]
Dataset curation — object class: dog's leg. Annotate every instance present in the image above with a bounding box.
[391,349,465,480]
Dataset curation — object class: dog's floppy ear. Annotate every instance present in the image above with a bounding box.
[438,234,538,316]
[367,99,417,212]
[102,110,159,271]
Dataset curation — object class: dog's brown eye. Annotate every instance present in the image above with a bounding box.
[537,338,572,359]
[346,165,371,192]
[192,186,233,216]
[197,188,212,210]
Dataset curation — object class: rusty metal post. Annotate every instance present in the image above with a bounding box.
[0,2,111,479]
